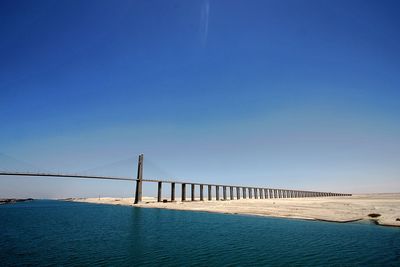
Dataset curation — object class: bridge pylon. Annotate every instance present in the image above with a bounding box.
[134,154,144,204]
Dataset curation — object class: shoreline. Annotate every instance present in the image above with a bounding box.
[64,194,400,228]
[0,198,34,205]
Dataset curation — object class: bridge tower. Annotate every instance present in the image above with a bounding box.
[134,154,144,204]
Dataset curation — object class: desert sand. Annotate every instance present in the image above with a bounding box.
[67,194,400,227]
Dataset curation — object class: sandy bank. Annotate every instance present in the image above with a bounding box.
[66,194,400,227]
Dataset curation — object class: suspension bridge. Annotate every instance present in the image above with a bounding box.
[0,154,351,203]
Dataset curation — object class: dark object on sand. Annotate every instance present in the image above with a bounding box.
[368,213,381,218]
[163,199,168,203]
[396,218,400,221]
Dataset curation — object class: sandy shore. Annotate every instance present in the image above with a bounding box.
[66,194,400,227]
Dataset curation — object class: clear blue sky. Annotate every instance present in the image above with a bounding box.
[1,0,399,198]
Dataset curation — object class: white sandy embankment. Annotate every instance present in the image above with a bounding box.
[66,194,400,227]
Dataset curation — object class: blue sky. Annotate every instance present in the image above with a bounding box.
[1,0,399,198]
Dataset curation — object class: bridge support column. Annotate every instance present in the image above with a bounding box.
[260,188,263,199]
[200,185,204,201]
[182,183,186,201]
[171,182,175,201]
[223,186,227,200]
[191,184,195,201]
[134,154,144,204]
[216,186,219,200]
[243,187,246,199]
[249,188,253,199]
[208,185,212,200]
[157,181,162,202]
[237,187,240,199]
[230,187,234,200]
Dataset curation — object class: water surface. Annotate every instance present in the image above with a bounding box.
[1,200,399,266]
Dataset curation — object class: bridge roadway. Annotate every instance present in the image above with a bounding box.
[0,171,351,203]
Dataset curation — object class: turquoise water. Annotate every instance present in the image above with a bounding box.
[1,201,399,266]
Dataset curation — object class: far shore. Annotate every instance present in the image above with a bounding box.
[0,198,34,205]
[65,194,400,227]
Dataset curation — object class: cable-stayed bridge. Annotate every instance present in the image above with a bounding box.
[0,154,351,203]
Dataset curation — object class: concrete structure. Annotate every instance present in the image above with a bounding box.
[200,185,204,201]
[134,154,144,204]
[0,154,352,204]
[223,186,227,200]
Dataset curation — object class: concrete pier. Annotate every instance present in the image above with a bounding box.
[216,186,219,200]
[171,182,175,201]
[223,186,227,200]
[182,183,186,201]
[191,184,195,201]
[208,185,212,201]
[236,187,240,199]
[230,187,234,200]
[200,184,204,201]
[243,187,246,199]
[157,181,162,202]
[249,188,253,199]
[254,188,258,199]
